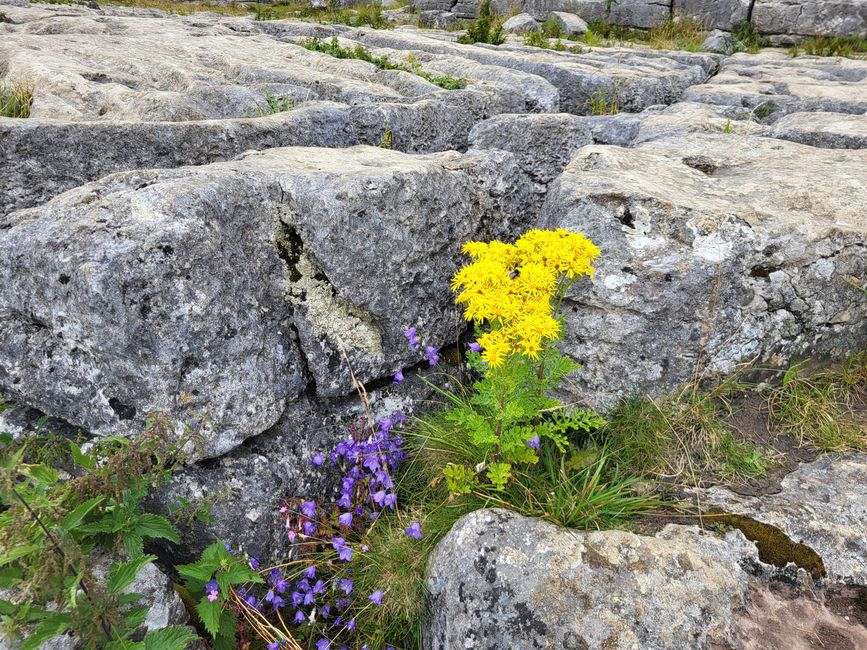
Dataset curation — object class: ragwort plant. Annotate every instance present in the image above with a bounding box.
[198,229,655,649]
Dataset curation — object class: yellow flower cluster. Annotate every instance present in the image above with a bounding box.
[451,228,601,367]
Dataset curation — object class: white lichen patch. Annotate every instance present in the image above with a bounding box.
[288,251,383,355]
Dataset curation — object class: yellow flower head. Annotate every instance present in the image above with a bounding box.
[452,228,600,366]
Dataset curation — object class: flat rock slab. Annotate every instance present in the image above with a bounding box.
[683,51,867,120]
[690,453,867,584]
[540,132,867,406]
[0,145,533,458]
[771,111,867,149]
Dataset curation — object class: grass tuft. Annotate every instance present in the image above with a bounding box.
[0,82,33,118]
[456,0,505,45]
[789,35,867,58]
[767,354,866,451]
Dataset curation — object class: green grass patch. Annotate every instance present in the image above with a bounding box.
[733,19,765,53]
[456,0,505,45]
[767,353,866,451]
[301,36,466,90]
[599,384,773,485]
[582,18,705,51]
[789,35,867,58]
[0,82,33,119]
[589,88,619,115]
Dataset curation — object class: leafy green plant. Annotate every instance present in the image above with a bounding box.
[177,541,264,650]
[798,35,867,57]
[456,0,505,45]
[589,88,618,115]
[0,417,196,649]
[0,82,33,119]
[301,37,466,90]
[733,20,764,53]
[256,91,294,116]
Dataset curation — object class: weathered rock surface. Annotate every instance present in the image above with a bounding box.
[426,508,867,650]
[753,0,867,39]
[691,453,867,584]
[701,29,743,55]
[673,0,752,32]
[683,51,867,120]
[426,509,759,649]
[540,133,867,406]
[771,111,867,149]
[502,12,541,34]
[468,113,593,194]
[0,146,533,458]
[548,10,587,36]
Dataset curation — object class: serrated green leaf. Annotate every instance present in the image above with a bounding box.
[176,562,216,583]
[122,604,149,630]
[69,441,96,471]
[143,626,200,650]
[0,543,38,566]
[20,615,69,650]
[132,514,179,544]
[107,554,156,594]
[25,464,58,486]
[123,532,144,559]
[0,566,23,588]
[195,597,221,638]
[61,496,104,531]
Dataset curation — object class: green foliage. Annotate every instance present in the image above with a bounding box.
[301,37,466,90]
[256,91,294,116]
[177,540,264,650]
[589,88,619,115]
[253,2,391,28]
[790,35,867,57]
[456,0,505,45]
[767,354,866,451]
[733,20,765,53]
[599,385,773,483]
[0,83,33,119]
[753,101,775,120]
[436,337,604,492]
[0,417,196,648]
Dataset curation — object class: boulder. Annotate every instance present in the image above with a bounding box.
[418,9,460,30]
[672,0,752,32]
[426,509,753,648]
[0,146,534,459]
[548,10,588,36]
[540,133,867,406]
[753,0,867,38]
[502,12,541,34]
[771,111,867,149]
[690,453,867,584]
[700,29,743,55]
[426,508,867,650]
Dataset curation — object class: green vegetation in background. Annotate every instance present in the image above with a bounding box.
[457,0,505,45]
[302,36,466,90]
[787,35,867,58]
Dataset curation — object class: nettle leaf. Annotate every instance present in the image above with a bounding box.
[123,533,145,559]
[176,562,217,584]
[195,597,222,638]
[132,514,180,544]
[68,441,96,471]
[107,554,156,594]
[122,604,150,631]
[143,626,200,650]
[20,614,70,650]
[61,496,104,531]
[25,464,59,486]
[0,567,22,589]
[0,543,38,566]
